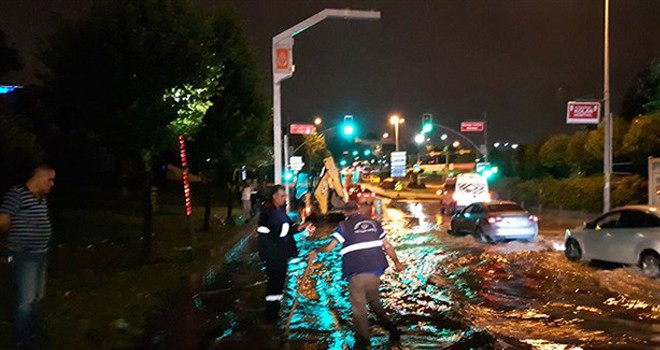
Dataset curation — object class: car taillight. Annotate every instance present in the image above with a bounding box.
[529,215,538,222]
[487,216,502,224]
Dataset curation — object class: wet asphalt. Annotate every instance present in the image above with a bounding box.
[192,198,659,350]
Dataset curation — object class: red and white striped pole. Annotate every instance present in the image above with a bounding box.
[178,135,192,217]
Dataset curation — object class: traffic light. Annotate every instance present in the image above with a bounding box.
[343,115,355,136]
[283,169,294,183]
[422,113,433,133]
[477,163,499,180]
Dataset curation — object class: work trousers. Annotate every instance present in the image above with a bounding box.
[264,257,288,322]
[348,273,394,346]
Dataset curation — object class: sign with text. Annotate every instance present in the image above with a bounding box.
[289,124,316,135]
[566,101,600,124]
[391,151,407,178]
[289,156,304,172]
[460,121,485,132]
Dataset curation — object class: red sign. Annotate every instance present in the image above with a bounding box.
[566,101,600,124]
[460,121,485,132]
[274,48,292,73]
[290,124,316,135]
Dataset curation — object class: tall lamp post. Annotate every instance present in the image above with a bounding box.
[389,114,405,152]
[603,0,612,212]
[272,9,381,184]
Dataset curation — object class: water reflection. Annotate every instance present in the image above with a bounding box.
[207,200,659,350]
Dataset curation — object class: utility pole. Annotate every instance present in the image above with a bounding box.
[483,112,489,163]
[603,0,612,213]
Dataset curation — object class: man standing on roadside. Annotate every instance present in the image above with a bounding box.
[257,185,314,323]
[241,182,253,221]
[0,165,56,350]
[310,200,405,349]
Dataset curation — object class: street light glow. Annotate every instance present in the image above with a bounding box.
[382,132,389,138]
[452,141,460,148]
[389,115,404,125]
[414,134,425,144]
[494,142,501,148]
[511,143,519,149]
[314,117,322,125]
[440,134,448,141]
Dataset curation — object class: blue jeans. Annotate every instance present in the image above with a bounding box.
[8,250,48,348]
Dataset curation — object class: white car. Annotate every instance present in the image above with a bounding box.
[564,205,660,278]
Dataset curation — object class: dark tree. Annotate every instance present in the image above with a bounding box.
[192,5,270,223]
[41,0,215,262]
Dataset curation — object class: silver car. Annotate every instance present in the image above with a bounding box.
[449,201,539,242]
[564,205,660,278]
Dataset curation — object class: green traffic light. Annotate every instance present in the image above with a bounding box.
[343,124,354,136]
[422,123,433,133]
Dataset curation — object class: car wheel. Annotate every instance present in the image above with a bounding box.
[564,239,582,261]
[639,251,660,278]
[448,222,458,235]
[474,227,490,243]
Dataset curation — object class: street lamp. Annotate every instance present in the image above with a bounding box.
[272,9,381,184]
[314,116,322,126]
[440,134,448,141]
[389,114,405,151]
[452,141,460,148]
[382,132,389,139]
[414,134,425,144]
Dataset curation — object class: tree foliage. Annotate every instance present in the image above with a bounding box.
[193,4,270,176]
[41,0,214,155]
[301,132,330,171]
[621,59,660,118]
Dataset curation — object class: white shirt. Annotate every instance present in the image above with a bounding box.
[241,187,252,201]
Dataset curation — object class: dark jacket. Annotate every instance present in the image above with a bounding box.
[257,202,299,261]
[332,213,389,279]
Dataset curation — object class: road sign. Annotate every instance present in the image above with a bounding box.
[476,162,490,173]
[566,101,601,124]
[274,47,293,75]
[391,151,407,178]
[460,121,484,132]
[290,124,316,135]
[290,156,304,172]
[649,157,660,206]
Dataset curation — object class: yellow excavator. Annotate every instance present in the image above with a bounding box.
[301,156,348,221]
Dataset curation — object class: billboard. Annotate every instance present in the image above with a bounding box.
[566,101,601,124]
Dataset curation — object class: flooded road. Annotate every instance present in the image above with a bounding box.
[197,199,659,349]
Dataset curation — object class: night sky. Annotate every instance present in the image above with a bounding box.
[1,0,660,145]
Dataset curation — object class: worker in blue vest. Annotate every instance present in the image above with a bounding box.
[257,185,313,323]
[310,200,405,348]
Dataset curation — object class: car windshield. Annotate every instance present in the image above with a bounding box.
[487,203,524,212]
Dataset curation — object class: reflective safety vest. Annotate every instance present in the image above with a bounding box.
[257,202,298,261]
[332,214,388,279]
